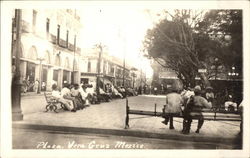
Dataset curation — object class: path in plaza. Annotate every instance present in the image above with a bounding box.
[18,94,241,140]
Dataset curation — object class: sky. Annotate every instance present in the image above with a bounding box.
[79,6,160,78]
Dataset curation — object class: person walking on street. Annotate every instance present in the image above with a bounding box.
[182,85,212,134]
[34,79,39,93]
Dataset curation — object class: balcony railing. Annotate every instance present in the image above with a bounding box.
[49,34,57,44]
[59,39,67,48]
[68,43,74,51]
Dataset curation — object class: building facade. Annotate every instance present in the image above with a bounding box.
[80,48,133,90]
[12,9,82,91]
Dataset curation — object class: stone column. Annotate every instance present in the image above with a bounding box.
[46,67,52,91]
[35,63,40,81]
[58,69,63,89]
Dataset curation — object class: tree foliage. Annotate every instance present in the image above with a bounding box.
[143,9,242,87]
[199,10,242,72]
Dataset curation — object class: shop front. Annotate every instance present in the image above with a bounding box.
[26,62,36,92]
[63,70,70,84]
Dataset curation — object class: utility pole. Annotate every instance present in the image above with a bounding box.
[72,35,76,84]
[122,53,125,87]
[12,9,23,121]
[96,44,103,96]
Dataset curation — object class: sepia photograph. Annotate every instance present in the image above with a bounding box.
[1,1,250,158]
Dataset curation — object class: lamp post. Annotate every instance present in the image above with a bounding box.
[72,35,76,84]
[130,68,137,89]
[96,43,103,96]
[214,58,219,80]
[228,66,239,81]
[227,66,239,99]
[37,57,44,94]
[12,9,23,121]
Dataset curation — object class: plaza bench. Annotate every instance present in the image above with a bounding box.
[124,98,242,130]
[44,92,66,113]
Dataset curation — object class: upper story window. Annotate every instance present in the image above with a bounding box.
[32,10,37,30]
[111,66,114,74]
[87,60,91,72]
[46,18,50,33]
[57,25,60,44]
[66,30,69,47]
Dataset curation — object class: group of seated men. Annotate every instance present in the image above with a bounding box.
[162,85,242,134]
[51,83,98,112]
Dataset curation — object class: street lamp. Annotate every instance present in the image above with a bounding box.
[130,68,137,89]
[228,66,239,80]
[96,43,104,96]
[37,57,45,94]
[71,35,76,84]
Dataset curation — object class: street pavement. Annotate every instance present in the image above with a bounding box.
[13,93,242,149]
[12,128,234,149]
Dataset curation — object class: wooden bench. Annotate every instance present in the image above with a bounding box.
[124,98,242,130]
[44,92,66,113]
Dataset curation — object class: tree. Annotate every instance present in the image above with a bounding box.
[143,9,242,88]
[144,10,214,87]
[199,10,242,74]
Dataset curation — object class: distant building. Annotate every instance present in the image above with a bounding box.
[80,48,133,90]
[151,60,182,94]
[11,9,82,90]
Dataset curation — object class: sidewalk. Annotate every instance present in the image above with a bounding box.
[14,94,241,146]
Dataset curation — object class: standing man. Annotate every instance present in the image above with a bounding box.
[34,79,39,93]
[162,87,183,129]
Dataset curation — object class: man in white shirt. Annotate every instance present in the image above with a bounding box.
[61,83,77,111]
[51,84,74,111]
[79,84,90,106]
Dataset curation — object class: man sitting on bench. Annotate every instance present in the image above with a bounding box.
[182,85,212,134]
[162,87,184,129]
[51,84,75,112]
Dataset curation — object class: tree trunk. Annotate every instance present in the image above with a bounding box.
[199,72,211,88]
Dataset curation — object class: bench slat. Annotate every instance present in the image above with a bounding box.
[128,109,241,121]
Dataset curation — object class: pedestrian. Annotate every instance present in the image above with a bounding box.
[22,77,28,93]
[34,79,39,93]
[162,87,184,129]
[51,84,75,112]
[161,84,164,94]
[41,81,46,91]
[205,86,214,107]
[182,85,212,134]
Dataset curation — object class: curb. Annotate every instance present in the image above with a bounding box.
[12,123,239,145]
